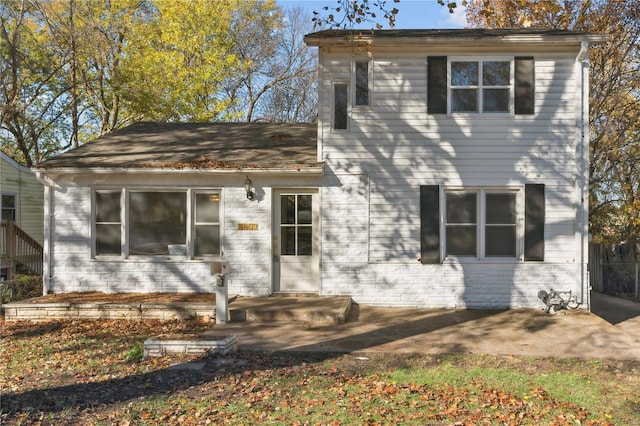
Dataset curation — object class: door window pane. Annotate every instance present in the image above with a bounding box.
[298,226,312,255]
[297,195,312,224]
[281,226,296,255]
[129,192,186,255]
[281,195,296,224]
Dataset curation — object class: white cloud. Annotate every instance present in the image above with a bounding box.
[443,4,469,28]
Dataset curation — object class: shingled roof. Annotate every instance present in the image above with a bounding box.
[304,28,608,46]
[36,122,322,173]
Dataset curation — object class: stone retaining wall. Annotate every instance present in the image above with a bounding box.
[2,302,215,321]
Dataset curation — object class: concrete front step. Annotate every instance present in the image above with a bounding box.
[229,295,353,324]
[144,334,237,357]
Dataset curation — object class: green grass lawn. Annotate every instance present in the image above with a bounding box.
[1,319,638,425]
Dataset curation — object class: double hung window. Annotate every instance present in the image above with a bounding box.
[445,189,519,258]
[1,194,16,221]
[93,189,221,258]
[450,59,511,113]
[428,56,534,116]
[420,184,544,264]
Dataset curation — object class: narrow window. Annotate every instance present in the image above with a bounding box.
[95,190,121,255]
[446,192,477,256]
[129,192,186,256]
[485,193,517,257]
[194,192,221,257]
[1,194,16,221]
[355,60,369,106]
[333,83,348,130]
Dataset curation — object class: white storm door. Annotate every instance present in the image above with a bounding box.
[273,190,320,293]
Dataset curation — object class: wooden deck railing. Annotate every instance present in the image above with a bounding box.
[1,221,43,280]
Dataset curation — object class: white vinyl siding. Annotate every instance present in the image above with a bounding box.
[317,45,582,307]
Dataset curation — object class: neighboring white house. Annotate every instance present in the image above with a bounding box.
[33,29,607,309]
[1,151,44,245]
[1,151,44,280]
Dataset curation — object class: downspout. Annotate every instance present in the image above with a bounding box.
[576,41,590,308]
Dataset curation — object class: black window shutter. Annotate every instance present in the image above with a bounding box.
[515,57,535,115]
[420,185,440,264]
[427,56,447,114]
[524,184,545,261]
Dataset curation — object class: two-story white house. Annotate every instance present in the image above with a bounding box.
[33,29,607,309]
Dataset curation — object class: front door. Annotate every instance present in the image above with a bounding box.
[273,189,320,293]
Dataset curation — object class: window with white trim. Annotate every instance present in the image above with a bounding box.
[1,193,17,221]
[444,188,520,259]
[354,59,370,106]
[450,59,512,114]
[420,184,543,264]
[332,82,349,130]
[93,189,221,258]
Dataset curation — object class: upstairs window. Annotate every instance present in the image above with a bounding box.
[332,82,349,130]
[450,60,511,113]
[354,60,370,106]
[428,56,534,116]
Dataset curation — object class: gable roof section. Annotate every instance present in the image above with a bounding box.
[305,28,608,47]
[35,122,322,174]
[1,150,32,174]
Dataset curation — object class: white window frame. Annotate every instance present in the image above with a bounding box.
[331,81,351,132]
[352,57,372,107]
[442,187,524,261]
[448,56,514,115]
[92,188,222,260]
[0,192,17,222]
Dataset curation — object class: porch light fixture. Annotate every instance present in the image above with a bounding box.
[244,176,254,200]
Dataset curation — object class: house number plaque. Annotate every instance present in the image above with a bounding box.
[238,223,258,231]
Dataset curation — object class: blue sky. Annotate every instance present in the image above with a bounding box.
[276,0,468,29]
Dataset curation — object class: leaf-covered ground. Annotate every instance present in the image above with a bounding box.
[1,319,639,425]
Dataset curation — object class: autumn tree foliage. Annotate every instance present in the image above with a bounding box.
[0,0,316,165]
[466,0,640,249]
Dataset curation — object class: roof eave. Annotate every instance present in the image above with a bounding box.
[32,165,326,176]
[304,34,610,47]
